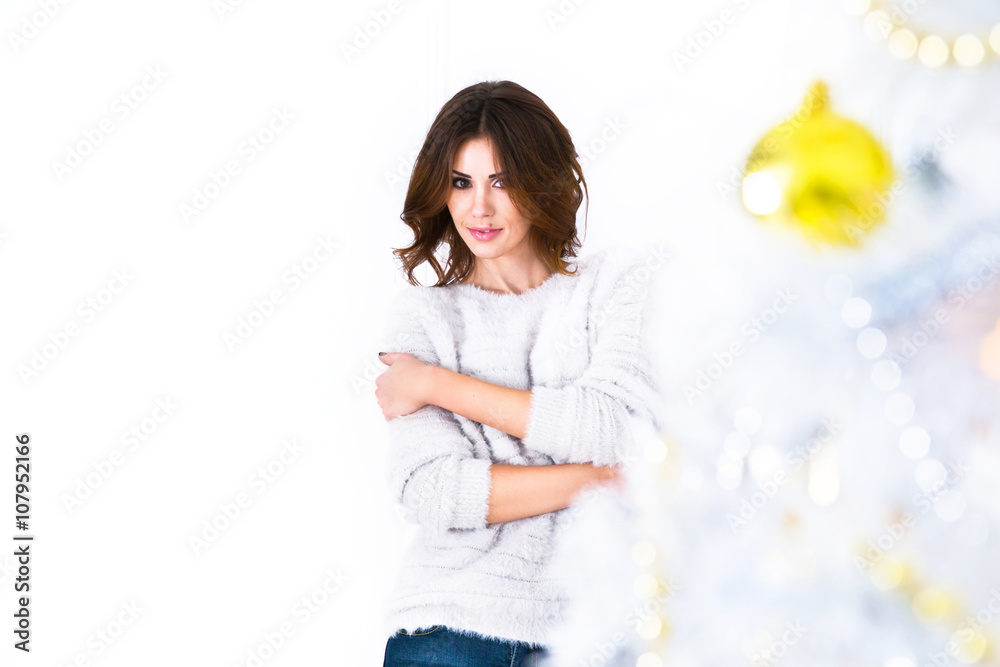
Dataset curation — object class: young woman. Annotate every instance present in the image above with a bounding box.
[376,80,664,666]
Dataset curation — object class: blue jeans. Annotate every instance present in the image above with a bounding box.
[383,625,550,666]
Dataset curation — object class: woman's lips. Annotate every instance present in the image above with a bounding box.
[470,228,502,241]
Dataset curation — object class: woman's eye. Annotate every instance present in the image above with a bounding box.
[451,177,503,189]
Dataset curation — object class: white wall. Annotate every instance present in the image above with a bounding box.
[2,1,998,665]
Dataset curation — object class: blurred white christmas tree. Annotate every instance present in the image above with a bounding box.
[540,2,1000,665]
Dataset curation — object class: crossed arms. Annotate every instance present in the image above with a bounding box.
[377,262,658,532]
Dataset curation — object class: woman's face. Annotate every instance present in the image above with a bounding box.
[447,137,534,265]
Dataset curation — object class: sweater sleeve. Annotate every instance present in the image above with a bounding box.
[522,250,664,467]
[381,288,493,533]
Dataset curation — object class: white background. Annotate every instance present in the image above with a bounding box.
[3,0,998,665]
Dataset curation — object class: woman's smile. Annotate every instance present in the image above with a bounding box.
[469,227,503,242]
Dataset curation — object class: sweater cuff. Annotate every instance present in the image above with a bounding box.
[524,384,574,462]
[450,457,493,530]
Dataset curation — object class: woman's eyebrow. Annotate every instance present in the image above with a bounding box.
[452,169,503,179]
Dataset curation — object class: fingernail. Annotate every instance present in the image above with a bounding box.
[378,351,385,356]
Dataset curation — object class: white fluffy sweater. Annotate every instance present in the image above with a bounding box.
[379,244,669,648]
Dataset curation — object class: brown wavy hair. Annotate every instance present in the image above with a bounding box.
[392,80,589,286]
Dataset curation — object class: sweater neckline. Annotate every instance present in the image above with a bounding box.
[449,263,574,301]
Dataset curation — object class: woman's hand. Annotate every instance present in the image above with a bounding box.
[590,464,625,493]
[375,352,433,420]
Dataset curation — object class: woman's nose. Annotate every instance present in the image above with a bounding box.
[471,186,493,217]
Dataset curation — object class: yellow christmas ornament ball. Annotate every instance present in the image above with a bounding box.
[741,81,896,246]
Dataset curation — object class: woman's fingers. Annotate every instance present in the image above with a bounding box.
[593,464,626,492]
